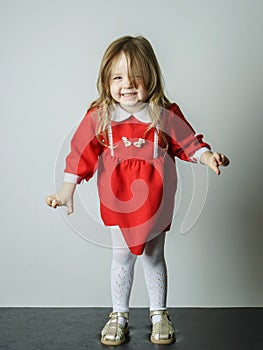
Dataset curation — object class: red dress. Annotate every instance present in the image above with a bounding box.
[64,103,211,255]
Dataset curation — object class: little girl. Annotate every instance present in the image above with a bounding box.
[46,35,229,345]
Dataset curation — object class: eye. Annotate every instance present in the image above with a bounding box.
[113,76,122,80]
[131,75,142,83]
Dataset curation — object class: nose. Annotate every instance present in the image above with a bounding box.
[123,76,133,88]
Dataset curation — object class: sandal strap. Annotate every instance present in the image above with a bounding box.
[101,311,129,344]
[150,309,175,343]
[150,309,169,318]
[109,311,129,320]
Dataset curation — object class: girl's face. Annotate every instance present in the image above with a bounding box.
[109,52,147,113]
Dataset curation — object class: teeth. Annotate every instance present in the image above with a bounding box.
[122,93,136,96]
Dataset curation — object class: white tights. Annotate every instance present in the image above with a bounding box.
[110,227,167,317]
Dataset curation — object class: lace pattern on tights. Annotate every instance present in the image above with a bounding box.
[111,263,135,312]
[144,268,167,310]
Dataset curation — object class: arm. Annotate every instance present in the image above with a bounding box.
[46,108,103,214]
[64,108,103,182]
[164,104,230,172]
[200,151,230,175]
[164,103,211,162]
[46,182,76,215]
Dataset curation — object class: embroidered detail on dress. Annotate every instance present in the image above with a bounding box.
[121,136,146,148]
[133,138,146,148]
[121,137,132,147]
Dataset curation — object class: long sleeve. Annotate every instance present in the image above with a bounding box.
[64,108,104,184]
[162,103,211,162]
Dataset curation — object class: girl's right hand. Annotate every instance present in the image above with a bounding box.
[46,182,76,215]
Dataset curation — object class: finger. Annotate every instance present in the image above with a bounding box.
[46,195,55,206]
[51,199,59,208]
[210,160,220,175]
[55,195,62,206]
[222,156,230,166]
[218,154,224,164]
[212,165,220,175]
[67,202,74,215]
[213,152,222,163]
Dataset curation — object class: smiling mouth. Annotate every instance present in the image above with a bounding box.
[121,92,137,97]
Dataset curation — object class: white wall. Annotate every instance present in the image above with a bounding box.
[0,0,262,307]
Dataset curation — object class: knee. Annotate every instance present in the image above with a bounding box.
[141,249,165,269]
[112,248,136,266]
[141,233,165,265]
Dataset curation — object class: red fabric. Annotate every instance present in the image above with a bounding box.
[65,108,104,183]
[64,104,211,179]
[97,152,177,255]
[64,103,211,255]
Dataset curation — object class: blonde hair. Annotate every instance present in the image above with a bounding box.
[89,35,171,143]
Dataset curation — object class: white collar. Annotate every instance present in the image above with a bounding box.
[110,104,151,123]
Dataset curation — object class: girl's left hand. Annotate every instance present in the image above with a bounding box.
[201,151,230,175]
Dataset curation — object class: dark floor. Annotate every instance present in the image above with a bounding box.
[0,307,262,350]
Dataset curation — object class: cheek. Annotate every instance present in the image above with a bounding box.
[110,83,118,95]
[109,84,116,97]
[110,84,121,100]
[139,87,147,100]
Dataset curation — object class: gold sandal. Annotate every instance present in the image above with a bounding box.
[101,311,129,346]
[150,310,175,344]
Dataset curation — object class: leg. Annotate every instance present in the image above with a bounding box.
[110,226,137,313]
[140,232,175,344]
[140,232,167,311]
[101,227,137,345]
